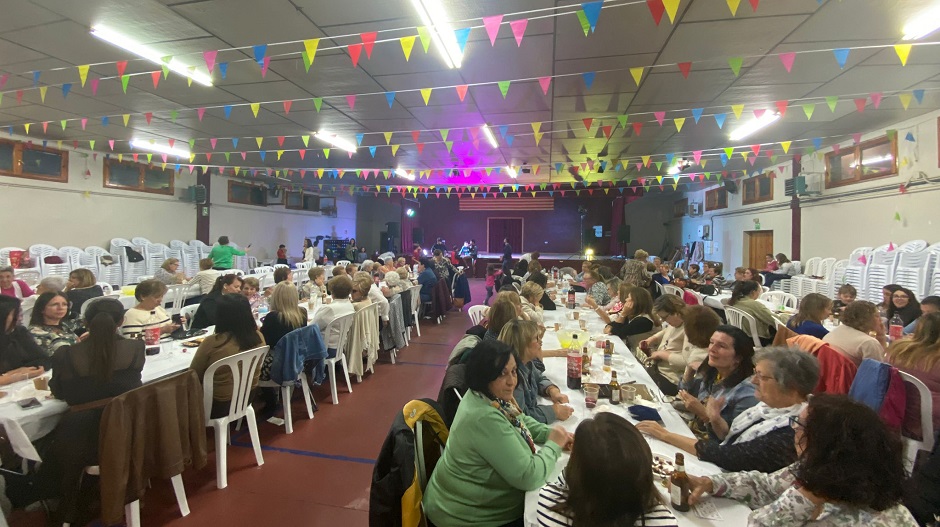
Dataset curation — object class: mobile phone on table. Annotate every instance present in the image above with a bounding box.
[17,398,42,409]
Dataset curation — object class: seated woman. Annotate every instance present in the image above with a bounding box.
[416,258,437,303]
[639,348,818,473]
[537,413,679,527]
[742,267,761,284]
[240,276,263,311]
[604,285,659,344]
[582,270,610,307]
[831,283,857,315]
[422,340,571,527]
[381,270,403,297]
[679,325,758,440]
[354,271,388,323]
[584,277,622,322]
[350,276,375,311]
[525,272,556,311]
[760,253,796,288]
[786,293,832,339]
[154,258,186,285]
[687,263,702,282]
[728,280,779,345]
[188,258,221,295]
[43,298,145,521]
[652,263,672,286]
[312,276,356,359]
[36,276,67,296]
[303,267,327,299]
[64,269,103,319]
[679,306,721,386]
[121,279,180,336]
[480,295,522,342]
[687,394,918,526]
[887,286,922,327]
[823,300,886,366]
[28,292,79,355]
[191,274,244,330]
[498,319,572,424]
[0,265,34,299]
[519,282,545,327]
[880,284,902,318]
[639,295,688,395]
[260,282,307,364]
[190,294,265,418]
[762,253,779,272]
[887,312,940,435]
[0,295,50,382]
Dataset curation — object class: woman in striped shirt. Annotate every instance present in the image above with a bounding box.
[536,413,678,527]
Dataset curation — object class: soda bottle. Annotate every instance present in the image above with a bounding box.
[566,336,583,389]
[889,313,904,342]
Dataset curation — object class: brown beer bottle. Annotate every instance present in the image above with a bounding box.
[670,453,691,512]
[609,371,621,405]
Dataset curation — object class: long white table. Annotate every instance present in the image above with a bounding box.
[522,299,751,526]
[0,328,213,461]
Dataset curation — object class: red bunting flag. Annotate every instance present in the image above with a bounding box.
[582,118,593,131]
[854,98,867,113]
[750,144,761,156]
[151,71,161,88]
[361,32,377,59]
[116,61,127,77]
[277,136,285,147]
[601,125,612,138]
[349,43,363,67]
[632,122,643,136]
[677,62,692,78]
[283,100,292,114]
[749,0,759,11]
[775,100,788,116]
[538,77,552,95]
[145,112,153,124]
[455,84,469,101]
[412,130,421,143]
[647,0,666,25]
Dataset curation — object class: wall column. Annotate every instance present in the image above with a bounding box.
[196,167,210,243]
[790,157,802,260]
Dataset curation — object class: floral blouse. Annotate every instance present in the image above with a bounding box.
[709,465,918,526]
[28,319,80,356]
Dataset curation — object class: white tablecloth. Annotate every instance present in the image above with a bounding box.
[0,327,213,460]
[522,306,751,526]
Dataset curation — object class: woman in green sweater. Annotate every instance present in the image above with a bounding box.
[424,340,571,527]
[208,236,248,270]
[728,280,782,346]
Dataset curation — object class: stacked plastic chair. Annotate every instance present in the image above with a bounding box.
[865,246,899,303]
[110,238,148,285]
[843,247,873,296]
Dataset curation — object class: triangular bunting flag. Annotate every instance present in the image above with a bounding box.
[497,80,511,98]
[483,15,503,45]
[802,103,815,120]
[728,57,744,77]
[630,67,644,86]
[674,118,685,132]
[833,48,850,69]
[400,36,416,60]
[510,19,528,46]
[779,52,796,72]
[421,88,432,105]
[538,76,552,95]
[77,65,89,87]
[361,32,378,58]
[894,44,912,66]
[677,62,692,78]
[454,27,471,53]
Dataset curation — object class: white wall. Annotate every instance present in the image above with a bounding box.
[627,108,940,269]
[208,180,356,262]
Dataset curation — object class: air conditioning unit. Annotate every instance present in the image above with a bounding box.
[689,202,702,216]
[786,175,823,196]
[179,185,207,204]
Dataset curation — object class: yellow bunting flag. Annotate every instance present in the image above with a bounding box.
[302,135,310,147]
[255,137,263,148]
[39,87,47,103]
[391,144,400,156]
[122,114,130,126]
[303,39,320,65]
[663,0,680,23]
[323,149,330,159]
[533,132,543,145]
[731,104,744,119]
[740,151,750,162]
[894,44,912,66]
[384,132,393,144]
[277,150,284,160]
[630,67,645,86]
[23,123,30,134]
[400,36,416,61]
[250,103,260,117]
[674,117,685,133]
[780,141,791,153]
[727,0,741,15]
[642,155,651,167]
[78,65,90,87]
[420,88,432,105]
[899,92,913,110]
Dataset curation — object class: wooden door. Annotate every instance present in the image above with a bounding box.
[487,218,523,254]
[745,231,774,270]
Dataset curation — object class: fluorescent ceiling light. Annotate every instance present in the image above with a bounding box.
[506,166,517,178]
[481,125,498,148]
[903,4,940,40]
[729,112,781,141]
[90,25,213,87]
[395,168,415,180]
[130,139,191,158]
[313,131,357,153]
[410,0,463,68]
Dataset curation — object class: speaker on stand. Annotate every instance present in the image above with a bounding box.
[385,222,401,253]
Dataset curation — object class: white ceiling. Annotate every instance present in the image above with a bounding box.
[1,0,938,190]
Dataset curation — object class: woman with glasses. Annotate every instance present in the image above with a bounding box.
[638,348,818,473]
[887,286,921,327]
[686,394,917,526]
[498,319,572,424]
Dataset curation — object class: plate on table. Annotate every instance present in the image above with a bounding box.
[651,454,675,478]
[181,338,205,348]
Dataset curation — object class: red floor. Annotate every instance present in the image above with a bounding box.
[12,279,488,527]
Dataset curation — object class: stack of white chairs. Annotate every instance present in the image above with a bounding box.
[787,257,820,299]
[811,258,838,294]
[843,247,873,295]
[145,243,170,275]
[171,240,199,278]
[864,248,897,303]
[110,238,148,286]
[189,240,211,260]
[926,242,940,297]
[28,244,58,275]
[824,259,849,298]
[85,246,123,287]
[251,266,274,275]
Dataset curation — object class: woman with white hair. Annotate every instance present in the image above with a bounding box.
[382,270,404,297]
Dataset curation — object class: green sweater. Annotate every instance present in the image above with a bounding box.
[208,244,245,269]
[423,391,561,527]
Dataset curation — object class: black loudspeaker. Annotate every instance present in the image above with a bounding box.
[386,221,401,237]
[724,180,739,194]
[617,224,631,244]
[412,227,424,245]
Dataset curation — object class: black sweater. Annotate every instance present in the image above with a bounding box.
[0,326,53,372]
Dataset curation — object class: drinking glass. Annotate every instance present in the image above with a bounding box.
[584,385,599,409]
[620,385,637,404]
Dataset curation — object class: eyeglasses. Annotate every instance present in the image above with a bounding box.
[892,294,909,300]
[751,371,775,383]
[789,415,805,429]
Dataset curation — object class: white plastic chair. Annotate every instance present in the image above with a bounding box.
[663,284,683,297]
[409,284,423,337]
[323,312,356,404]
[96,281,113,295]
[468,305,488,326]
[898,371,934,473]
[14,269,41,287]
[256,329,314,435]
[725,307,763,349]
[180,304,199,330]
[687,290,705,306]
[166,283,198,315]
[760,291,798,309]
[62,480,143,527]
[336,260,351,268]
[202,346,268,489]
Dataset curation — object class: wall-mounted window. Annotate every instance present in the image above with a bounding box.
[742,172,773,205]
[0,138,69,183]
[284,190,321,212]
[673,198,688,218]
[104,159,175,195]
[705,187,728,211]
[825,134,898,189]
[228,180,267,206]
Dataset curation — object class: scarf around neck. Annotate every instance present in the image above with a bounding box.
[486,393,536,453]
[722,401,806,446]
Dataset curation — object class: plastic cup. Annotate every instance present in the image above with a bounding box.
[32,376,49,391]
[621,385,637,404]
[573,311,580,320]
[584,384,599,409]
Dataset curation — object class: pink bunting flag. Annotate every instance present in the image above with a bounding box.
[483,15,503,46]
[455,84,469,101]
[852,133,862,144]
[283,100,292,114]
[0,74,7,89]
[151,71,161,88]
[349,43,363,67]
[241,152,247,160]
[750,144,761,156]
[870,92,883,109]
[261,56,270,77]
[81,118,87,130]
[636,163,643,171]
[361,32,378,58]
[775,100,788,116]
[41,122,48,133]
[854,98,867,113]
[346,94,357,109]
[888,242,895,251]
[203,50,218,73]
[538,77,552,95]
[168,139,175,148]
[90,78,99,96]
[858,254,867,265]
[116,61,127,77]
[754,108,766,119]
[15,90,22,104]
[108,140,115,150]
[693,150,702,165]
[144,112,153,124]
[197,108,206,121]
[654,111,666,126]
[510,19,528,46]
[779,52,796,72]
[210,138,217,149]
